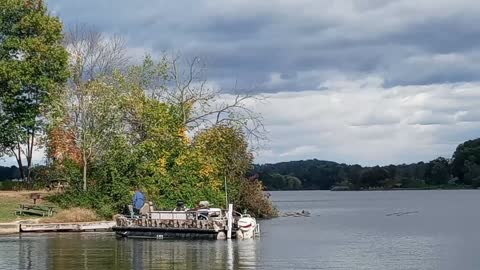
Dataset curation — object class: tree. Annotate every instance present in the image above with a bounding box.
[261,173,302,190]
[60,79,125,190]
[49,24,129,190]
[48,56,276,217]
[64,24,128,82]
[425,157,450,185]
[463,160,480,186]
[451,138,480,183]
[194,125,253,206]
[0,0,69,181]
[153,54,265,143]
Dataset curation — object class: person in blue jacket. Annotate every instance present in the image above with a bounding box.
[132,186,145,215]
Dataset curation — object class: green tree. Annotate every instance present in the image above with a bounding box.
[463,160,480,186]
[425,157,450,185]
[451,138,480,183]
[48,56,276,218]
[0,0,69,181]
[194,125,253,207]
[49,25,129,190]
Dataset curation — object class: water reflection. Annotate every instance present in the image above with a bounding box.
[0,233,258,270]
[4,191,479,269]
[118,236,258,270]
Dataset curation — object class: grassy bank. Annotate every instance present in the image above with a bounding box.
[0,191,46,222]
[0,191,101,223]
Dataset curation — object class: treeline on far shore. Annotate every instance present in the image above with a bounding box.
[253,138,480,191]
[0,166,22,181]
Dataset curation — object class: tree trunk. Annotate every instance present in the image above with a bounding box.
[12,145,25,180]
[82,150,87,191]
[26,132,34,183]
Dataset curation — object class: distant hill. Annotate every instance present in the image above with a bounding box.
[253,138,480,190]
[0,166,22,181]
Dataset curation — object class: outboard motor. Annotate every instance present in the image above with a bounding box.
[237,214,257,239]
[198,201,210,220]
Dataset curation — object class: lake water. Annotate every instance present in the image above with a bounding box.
[1,190,480,269]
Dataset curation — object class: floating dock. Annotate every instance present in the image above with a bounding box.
[19,221,115,233]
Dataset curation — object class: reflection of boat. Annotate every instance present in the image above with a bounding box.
[113,201,260,240]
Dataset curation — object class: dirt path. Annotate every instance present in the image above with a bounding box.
[0,190,50,198]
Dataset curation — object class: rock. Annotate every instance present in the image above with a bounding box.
[281,210,311,217]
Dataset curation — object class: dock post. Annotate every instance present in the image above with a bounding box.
[227,203,233,239]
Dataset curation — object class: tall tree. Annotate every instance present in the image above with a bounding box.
[451,138,480,183]
[49,24,129,190]
[0,0,69,181]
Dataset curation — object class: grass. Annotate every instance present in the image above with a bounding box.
[0,191,102,223]
[42,207,99,223]
[0,191,57,223]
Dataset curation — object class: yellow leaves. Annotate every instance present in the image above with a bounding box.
[177,126,190,144]
[174,154,186,167]
[210,178,222,191]
[157,157,167,176]
[199,164,214,177]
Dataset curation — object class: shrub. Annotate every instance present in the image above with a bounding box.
[235,177,278,218]
[42,208,99,223]
[0,180,16,191]
[47,189,119,218]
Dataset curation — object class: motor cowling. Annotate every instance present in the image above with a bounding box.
[237,215,257,238]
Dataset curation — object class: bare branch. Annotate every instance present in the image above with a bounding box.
[153,53,267,143]
[64,23,129,83]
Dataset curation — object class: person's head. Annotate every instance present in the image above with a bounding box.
[135,186,141,192]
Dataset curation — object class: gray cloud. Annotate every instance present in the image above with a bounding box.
[47,0,480,91]
[8,0,473,166]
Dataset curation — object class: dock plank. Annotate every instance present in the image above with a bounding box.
[20,221,115,232]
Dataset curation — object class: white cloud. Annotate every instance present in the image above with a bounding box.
[4,1,480,168]
[1,148,46,167]
[3,79,479,167]
[252,79,480,165]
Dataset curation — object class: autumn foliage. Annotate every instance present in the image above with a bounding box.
[48,119,82,165]
[45,56,276,218]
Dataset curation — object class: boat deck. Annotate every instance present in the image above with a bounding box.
[113,209,235,240]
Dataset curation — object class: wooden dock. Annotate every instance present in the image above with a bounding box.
[0,223,20,234]
[19,221,115,232]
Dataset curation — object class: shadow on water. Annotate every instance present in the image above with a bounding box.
[0,232,258,270]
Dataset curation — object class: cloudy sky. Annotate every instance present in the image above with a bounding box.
[8,0,480,166]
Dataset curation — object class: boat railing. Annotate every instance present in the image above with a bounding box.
[149,211,190,220]
[148,209,226,220]
[115,215,228,232]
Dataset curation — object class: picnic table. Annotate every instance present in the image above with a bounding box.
[15,204,56,217]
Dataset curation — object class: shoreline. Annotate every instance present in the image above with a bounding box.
[0,220,115,235]
[267,187,479,192]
